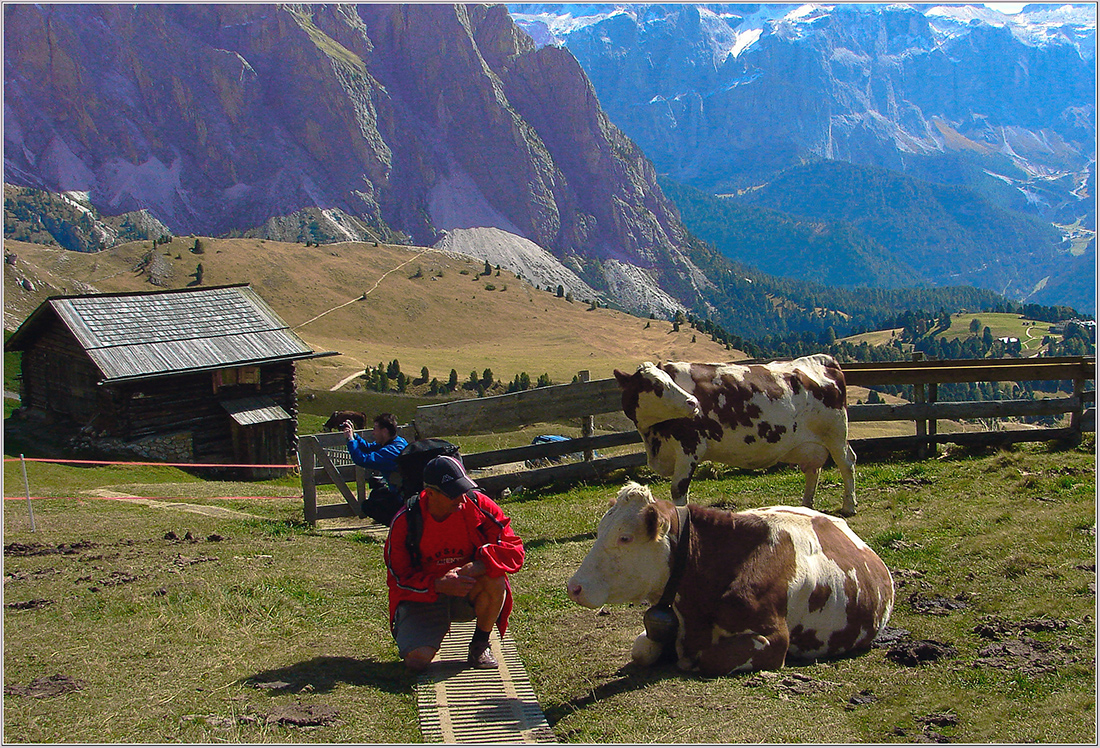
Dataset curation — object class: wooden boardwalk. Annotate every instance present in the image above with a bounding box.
[317,520,555,742]
[416,622,556,744]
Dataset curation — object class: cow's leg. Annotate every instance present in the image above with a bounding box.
[800,464,821,509]
[681,625,790,676]
[783,443,828,509]
[832,442,857,517]
[670,458,697,505]
[630,631,664,665]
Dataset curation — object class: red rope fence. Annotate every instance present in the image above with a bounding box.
[3,457,297,468]
[3,456,302,512]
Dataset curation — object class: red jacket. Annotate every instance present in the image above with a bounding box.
[384,489,525,634]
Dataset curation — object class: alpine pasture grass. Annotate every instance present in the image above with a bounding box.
[2,438,1095,743]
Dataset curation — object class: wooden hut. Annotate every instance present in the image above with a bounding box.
[5,284,331,477]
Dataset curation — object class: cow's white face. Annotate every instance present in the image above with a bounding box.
[567,482,673,608]
[633,363,701,431]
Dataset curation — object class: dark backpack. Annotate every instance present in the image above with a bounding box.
[395,439,461,568]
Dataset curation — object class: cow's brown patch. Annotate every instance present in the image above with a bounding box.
[616,368,663,424]
[808,583,832,612]
[674,508,797,673]
[757,421,787,444]
[789,624,826,653]
[680,363,765,430]
[794,361,847,410]
[649,418,706,455]
[811,515,894,655]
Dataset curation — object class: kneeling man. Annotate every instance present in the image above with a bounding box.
[384,456,525,670]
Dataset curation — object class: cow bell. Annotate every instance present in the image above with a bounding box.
[643,604,678,644]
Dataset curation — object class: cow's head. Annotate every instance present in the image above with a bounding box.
[566,482,675,608]
[614,362,701,432]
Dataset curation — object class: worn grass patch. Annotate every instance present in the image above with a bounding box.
[3,438,1095,743]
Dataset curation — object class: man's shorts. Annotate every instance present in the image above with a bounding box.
[393,595,476,657]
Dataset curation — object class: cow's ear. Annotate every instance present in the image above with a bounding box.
[642,504,669,541]
[613,369,631,385]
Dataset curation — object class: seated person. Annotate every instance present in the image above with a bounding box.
[383,455,525,670]
[343,412,409,524]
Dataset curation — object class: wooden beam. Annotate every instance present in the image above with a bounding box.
[474,453,648,497]
[315,442,362,515]
[415,378,621,436]
[299,436,318,526]
[849,396,1082,422]
[462,431,641,470]
[844,357,1094,386]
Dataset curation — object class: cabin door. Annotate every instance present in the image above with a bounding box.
[229,420,288,480]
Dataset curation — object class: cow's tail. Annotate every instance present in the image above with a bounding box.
[844,442,857,468]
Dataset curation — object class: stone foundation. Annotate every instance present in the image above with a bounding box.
[71,431,194,463]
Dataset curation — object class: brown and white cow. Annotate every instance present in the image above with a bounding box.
[615,353,857,516]
[566,482,894,676]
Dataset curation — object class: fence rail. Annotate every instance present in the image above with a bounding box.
[299,356,1094,524]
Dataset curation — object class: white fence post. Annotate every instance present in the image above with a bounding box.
[20,454,35,532]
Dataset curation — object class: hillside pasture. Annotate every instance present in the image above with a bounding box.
[2,438,1094,744]
[939,312,1054,352]
[2,238,745,391]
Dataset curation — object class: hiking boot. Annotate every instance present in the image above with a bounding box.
[467,640,497,669]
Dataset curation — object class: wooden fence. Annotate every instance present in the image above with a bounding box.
[299,356,1095,524]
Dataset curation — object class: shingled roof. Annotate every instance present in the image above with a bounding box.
[6,284,324,383]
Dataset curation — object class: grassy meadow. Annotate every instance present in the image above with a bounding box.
[3,435,1095,743]
[840,312,1059,355]
[2,237,745,392]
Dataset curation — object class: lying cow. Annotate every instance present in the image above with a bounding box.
[567,482,894,675]
[615,353,857,516]
[324,410,366,431]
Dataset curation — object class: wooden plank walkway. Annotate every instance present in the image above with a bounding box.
[316,520,555,742]
[416,621,556,744]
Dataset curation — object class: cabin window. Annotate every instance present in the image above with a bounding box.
[213,366,261,393]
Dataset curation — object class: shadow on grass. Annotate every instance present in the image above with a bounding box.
[245,655,415,696]
[522,531,597,552]
[542,657,694,728]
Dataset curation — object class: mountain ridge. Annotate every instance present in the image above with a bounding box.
[507,2,1096,312]
[2,3,707,318]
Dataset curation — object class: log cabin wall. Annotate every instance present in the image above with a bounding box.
[114,362,298,464]
[18,318,103,423]
[18,318,300,467]
[8,285,322,475]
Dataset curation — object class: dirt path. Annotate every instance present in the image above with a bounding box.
[87,491,266,520]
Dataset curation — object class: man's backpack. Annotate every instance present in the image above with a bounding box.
[395,439,462,568]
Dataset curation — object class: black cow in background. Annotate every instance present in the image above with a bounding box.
[324,410,366,431]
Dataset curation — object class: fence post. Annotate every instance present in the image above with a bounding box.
[578,370,594,461]
[927,381,939,457]
[913,353,927,459]
[20,454,35,532]
[299,436,318,526]
[1069,373,1085,443]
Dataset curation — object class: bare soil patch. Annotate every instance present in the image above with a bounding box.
[5,674,85,699]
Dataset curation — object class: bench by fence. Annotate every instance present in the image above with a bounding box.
[299,356,1095,524]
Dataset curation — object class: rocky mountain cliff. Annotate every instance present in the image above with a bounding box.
[509,3,1096,312]
[509,4,1095,219]
[3,3,701,318]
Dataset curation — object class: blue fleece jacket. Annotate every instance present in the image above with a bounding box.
[346,435,409,487]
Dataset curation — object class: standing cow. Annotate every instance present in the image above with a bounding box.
[323,410,366,431]
[615,354,857,516]
[567,482,894,676]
